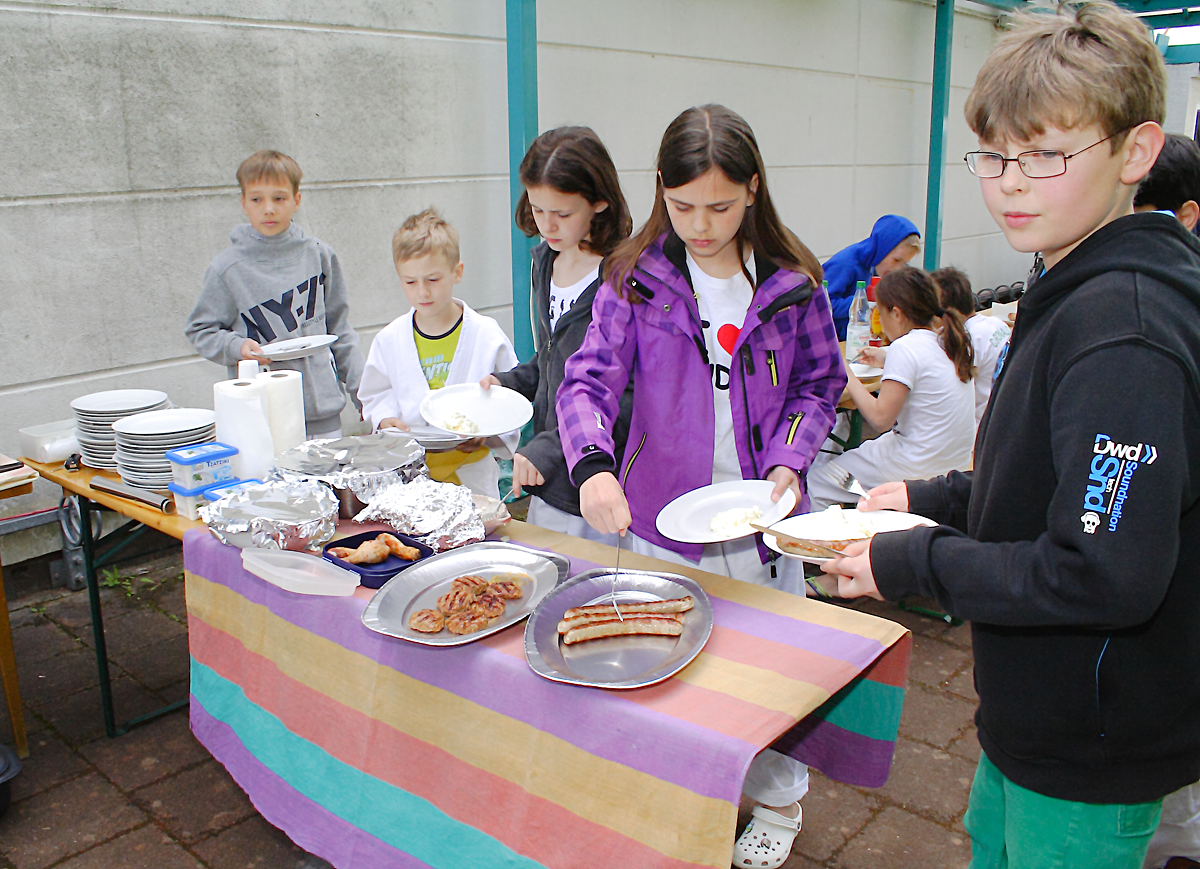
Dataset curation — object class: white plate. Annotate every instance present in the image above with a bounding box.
[850,363,884,379]
[655,480,798,544]
[385,424,469,449]
[763,509,938,563]
[258,334,338,361]
[420,384,533,439]
[112,409,216,437]
[71,390,169,414]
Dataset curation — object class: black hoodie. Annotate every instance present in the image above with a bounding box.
[872,212,1200,803]
[496,242,632,516]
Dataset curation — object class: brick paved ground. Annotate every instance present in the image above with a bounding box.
[0,542,979,869]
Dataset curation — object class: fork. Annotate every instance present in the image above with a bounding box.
[826,462,870,500]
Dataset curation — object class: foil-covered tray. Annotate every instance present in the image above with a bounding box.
[524,568,713,689]
[361,542,569,646]
[199,479,338,551]
[274,432,426,502]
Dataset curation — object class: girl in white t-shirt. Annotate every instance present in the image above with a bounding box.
[809,266,975,509]
[932,266,1011,426]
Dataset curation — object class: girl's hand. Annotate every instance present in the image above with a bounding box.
[859,346,887,367]
[241,338,271,362]
[766,466,800,504]
[479,374,501,390]
[379,417,409,432]
[511,452,545,496]
[858,481,908,512]
[579,472,631,536]
[820,539,884,600]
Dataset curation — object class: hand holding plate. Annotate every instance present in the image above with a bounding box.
[766,465,800,504]
[821,538,883,600]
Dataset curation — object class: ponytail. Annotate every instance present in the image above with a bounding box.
[877,266,974,382]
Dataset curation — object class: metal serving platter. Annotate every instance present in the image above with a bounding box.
[361,541,569,646]
[524,568,714,690]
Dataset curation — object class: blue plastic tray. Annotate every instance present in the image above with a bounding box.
[322,530,434,589]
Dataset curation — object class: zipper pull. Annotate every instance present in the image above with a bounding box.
[741,345,756,376]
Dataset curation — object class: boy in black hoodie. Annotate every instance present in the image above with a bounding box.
[824,3,1200,867]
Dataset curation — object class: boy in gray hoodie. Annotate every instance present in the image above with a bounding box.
[185,150,365,436]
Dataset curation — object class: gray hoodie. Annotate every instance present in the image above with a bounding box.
[185,222,365,434]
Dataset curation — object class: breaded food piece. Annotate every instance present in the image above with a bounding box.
[408,609,445,633]
[487,579,524,601]
[376,533,421,561]
[328,538,390,565]
[451,574,491,594]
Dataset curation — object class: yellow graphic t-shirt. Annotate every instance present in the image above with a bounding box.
[414,317,463,389]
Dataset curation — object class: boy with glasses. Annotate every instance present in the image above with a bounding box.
[825,3,1200,867]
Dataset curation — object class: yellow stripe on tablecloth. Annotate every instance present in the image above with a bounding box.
[502,522,908,643]
[670,653,833,717]
[187,573,736,869]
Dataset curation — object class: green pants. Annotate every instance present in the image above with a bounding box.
[966,752,1162,869]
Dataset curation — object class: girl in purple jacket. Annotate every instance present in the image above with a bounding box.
[555,105,845,865]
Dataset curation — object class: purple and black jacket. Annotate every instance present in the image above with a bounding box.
[557,231,845,560]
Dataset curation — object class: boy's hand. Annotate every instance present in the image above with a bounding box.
[455,437,485,453]
[511,453,545,496]
[857,481,908,512]
[479,374,501,390]
[379,417,409,432]
[240,339,271,362]
[580,472,631,537]
[766,466,800,504]
[821,539,884,600]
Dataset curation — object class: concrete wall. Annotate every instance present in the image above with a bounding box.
[0,0,1024,562]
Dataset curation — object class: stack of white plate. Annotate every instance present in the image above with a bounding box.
[72,390,171,470]
[113,408,217,489]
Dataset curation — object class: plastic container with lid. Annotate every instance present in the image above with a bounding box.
[18,420,79,464]
[202,478,263,503]
[165,442,237,490]
[168,480,222,521]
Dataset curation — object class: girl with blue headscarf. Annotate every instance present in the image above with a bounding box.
[823,215,921,339]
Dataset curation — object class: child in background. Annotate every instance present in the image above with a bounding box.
[931,266,1010,426]
[831,4,1200,866]
[556,105,845,865]
[186,150,365,437]
[822,215,921,340]
[1134,132,1200,233]
[808,266,974,511]
[358,209,518,498]
[481,127,633,542]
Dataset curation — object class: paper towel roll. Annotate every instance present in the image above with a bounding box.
[256,369,306,455]
[214,379,275,480]
[237,359,260,380]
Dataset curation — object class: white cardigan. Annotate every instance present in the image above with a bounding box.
[358,301,521,454]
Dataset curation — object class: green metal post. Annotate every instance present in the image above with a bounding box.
[924,0,954,271]
[506,0,538,361]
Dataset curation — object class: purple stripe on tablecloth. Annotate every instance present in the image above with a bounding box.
[191,696,433,869]
[565,554,886,667]
[184,531,755,804]
[769,714,896,789]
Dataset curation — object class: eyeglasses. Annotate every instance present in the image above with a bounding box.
[964,129,1128,179]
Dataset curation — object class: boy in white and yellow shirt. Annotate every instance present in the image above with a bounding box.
[357,209,518,497]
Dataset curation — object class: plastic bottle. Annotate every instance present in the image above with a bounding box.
[868,276,884,339]
[845,280,870,365]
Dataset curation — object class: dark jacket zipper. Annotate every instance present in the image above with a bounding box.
[767,350,778,386]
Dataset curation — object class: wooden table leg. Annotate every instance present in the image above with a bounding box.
[0,557,29,759]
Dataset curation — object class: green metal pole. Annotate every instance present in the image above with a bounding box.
[506,0,538,361]
[924,0,954,271]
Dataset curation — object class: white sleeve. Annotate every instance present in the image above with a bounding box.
[882,337,920,390]
[357,333,402,429]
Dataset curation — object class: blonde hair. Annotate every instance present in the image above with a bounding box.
[392,208,460,266]
[237,150,303,194]
[900,233,921,251]
[964,1,1165,148]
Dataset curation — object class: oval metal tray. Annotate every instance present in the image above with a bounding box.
[361,541,570,646]
[524,568,713,689]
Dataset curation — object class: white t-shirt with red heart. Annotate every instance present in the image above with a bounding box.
[686,251,756,484]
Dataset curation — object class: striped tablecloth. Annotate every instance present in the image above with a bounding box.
[185,522,910,869]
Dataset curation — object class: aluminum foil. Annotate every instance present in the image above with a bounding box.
[274,432,427,502]
[353,476,484,552]
[198,479,338,551]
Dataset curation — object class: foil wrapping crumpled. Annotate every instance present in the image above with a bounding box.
[353,476,485,552]
[274,432,427,503]
[199,479,339,551]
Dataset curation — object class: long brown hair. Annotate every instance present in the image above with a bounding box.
[605,105,822,298]
[514,127,632,256]
[877,266,974,382]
